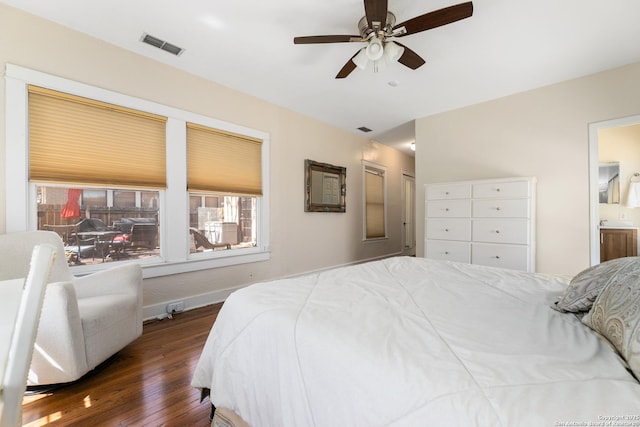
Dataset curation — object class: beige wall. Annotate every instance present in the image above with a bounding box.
[416,62,640,276]
[0,5,415,313]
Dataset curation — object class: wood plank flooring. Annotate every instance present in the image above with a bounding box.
[21,303,223,427]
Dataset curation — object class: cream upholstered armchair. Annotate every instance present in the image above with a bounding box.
[0,231,142,386]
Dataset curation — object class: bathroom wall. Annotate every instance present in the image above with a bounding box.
[598,124,640,228]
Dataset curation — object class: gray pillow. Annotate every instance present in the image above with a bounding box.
[582,259,640,379]
[553,257,640,313]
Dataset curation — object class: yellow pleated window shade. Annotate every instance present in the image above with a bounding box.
[187,123,263,196]
[365,167,385,239]
[28,85,167,189]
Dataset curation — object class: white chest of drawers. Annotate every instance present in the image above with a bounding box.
[425,177,536,272]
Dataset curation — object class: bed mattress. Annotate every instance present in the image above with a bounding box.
[192,257,640,426]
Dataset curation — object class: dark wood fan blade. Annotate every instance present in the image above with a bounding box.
[335,51,361,79]
[294,35,360,44]
[394,42,426,69]
[364,0,388,30]
[393,1,473,37]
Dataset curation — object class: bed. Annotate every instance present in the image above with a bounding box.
[192,256,640,426]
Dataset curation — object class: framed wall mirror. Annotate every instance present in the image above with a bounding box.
[305,159,346,212]
[599,161,620,204]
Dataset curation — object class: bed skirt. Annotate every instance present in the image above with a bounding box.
[211,407,250,427]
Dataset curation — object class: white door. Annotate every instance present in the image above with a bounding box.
[402,173,416,256]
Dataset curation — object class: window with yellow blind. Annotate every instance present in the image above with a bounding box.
[363,162,387,240]
[186,123,263,253]
[28,85,166,265]
[186,123,262,195]
[28,85,167,189]
[7,64,270,277]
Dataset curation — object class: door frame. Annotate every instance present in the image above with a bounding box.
[588,114,640,266]
[401,170,416,256]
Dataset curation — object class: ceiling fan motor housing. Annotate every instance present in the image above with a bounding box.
[358,12,396,39]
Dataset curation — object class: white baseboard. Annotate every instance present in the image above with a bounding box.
[282,252,403,279]
[142,252,403,321]
[143,285,243,321]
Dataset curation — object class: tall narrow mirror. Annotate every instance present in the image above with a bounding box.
[598,162,620,204]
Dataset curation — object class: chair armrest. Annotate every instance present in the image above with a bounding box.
[72,263,142,299]
[72,263,143,342]
[32,281,89,384]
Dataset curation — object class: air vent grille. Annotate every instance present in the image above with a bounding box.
[141,33,184,56]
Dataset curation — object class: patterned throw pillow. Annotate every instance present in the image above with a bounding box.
[582,259,640,379]
[553,257,640,313]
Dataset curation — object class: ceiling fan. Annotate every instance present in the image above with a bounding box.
[293,0,473,79]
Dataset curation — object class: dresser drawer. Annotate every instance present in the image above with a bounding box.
[472,219,529,244]
[472,199,530,218]
[427,183,471,200]
[426,240,471,263]
[473,181,530,199]
[426,218,471,241]
[471,243,530,271]
[427,199,471,218]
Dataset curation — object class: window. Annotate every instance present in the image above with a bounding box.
[27,85,165,265]
[6,64,270,277]
[186,122,262,256]
[363,161,387,240]
[82,189,107,209]
[114,190,136,208]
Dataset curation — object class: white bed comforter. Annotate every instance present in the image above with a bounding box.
[192,257,640,427]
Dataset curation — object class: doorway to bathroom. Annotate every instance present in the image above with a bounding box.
[589,114,640,265]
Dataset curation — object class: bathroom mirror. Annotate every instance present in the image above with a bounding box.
[599,162,620,204]
[305,159,346,212]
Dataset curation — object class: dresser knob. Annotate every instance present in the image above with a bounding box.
[445,208,450,211]
[444,228,449,232]
[495,229,500,234]
[496,188,501,192]
[495,207,501,211]
[495,255,501,259]
[444,251,449,255]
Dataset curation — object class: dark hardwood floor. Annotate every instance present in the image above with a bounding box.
[21,303,223,427]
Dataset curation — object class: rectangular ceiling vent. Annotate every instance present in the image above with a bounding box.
[141,33,184,56]
[357,126,372,133]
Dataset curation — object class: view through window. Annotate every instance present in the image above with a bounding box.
[188,193,257,254]
[37,186,160,265]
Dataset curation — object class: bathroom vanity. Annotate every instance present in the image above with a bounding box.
[600,227,638,262]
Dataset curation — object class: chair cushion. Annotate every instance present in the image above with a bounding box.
[78,293,141,369]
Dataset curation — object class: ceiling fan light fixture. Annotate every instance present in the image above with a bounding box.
[365,38,384,61]
[352,48,369,70]
[383,41,404,63]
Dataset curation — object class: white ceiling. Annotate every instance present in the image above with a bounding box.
[3,0,640,156]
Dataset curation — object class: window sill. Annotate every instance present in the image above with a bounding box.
[362,237,389,244]
[70,247,270,278]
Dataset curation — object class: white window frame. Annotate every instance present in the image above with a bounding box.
[362,160,388,242]
[5,64,270,278]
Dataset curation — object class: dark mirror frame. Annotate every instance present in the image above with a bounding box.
[305,159,346,212]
